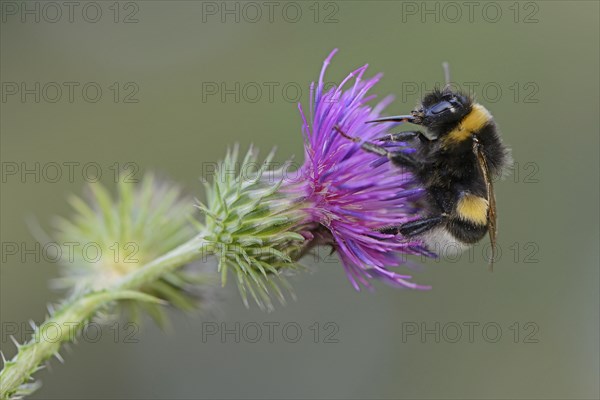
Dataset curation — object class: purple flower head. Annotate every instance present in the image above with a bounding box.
[285,49,431,290]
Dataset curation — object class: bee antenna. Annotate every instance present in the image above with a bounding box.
[442,61,451,88]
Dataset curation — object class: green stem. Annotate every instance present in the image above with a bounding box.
[116,236,207,291]
[0,235,209,400]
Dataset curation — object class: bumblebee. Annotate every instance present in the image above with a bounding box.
[336,81,510,266]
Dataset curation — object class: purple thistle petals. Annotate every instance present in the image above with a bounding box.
[316,48,338,105]
[287,50,431,290]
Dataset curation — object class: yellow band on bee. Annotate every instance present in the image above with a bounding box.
[445,104,492,144]
[456,194,489,225]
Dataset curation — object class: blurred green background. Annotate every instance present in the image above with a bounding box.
[1,1,598,399]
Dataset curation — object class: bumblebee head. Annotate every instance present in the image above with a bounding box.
[366,88,473,139]
[414,88,473,137]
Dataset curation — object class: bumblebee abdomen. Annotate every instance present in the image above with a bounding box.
[446,218,488,244]
[422,193,489,250]
[456,194,488,225]
[446,193,489,244]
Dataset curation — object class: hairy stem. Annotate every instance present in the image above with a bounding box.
[0,235,209,400]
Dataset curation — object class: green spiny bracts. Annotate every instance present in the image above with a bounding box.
[48,174,210,322]
[197,146,308,311]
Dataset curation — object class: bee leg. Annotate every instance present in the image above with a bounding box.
[334,125,419,167]
[359,141,393,157]
[358,142,420,168]
[388,150,419,168]
[376,131,428,142]
[379,215,446,237]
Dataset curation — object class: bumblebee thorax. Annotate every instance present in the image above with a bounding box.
[442,103,493,145]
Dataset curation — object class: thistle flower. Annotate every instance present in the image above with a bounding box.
[284,49,431,290]
[1,50,436,398]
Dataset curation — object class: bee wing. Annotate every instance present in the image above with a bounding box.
[473,137,497,270]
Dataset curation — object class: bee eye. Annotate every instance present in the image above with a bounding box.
[429,101,452,115]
